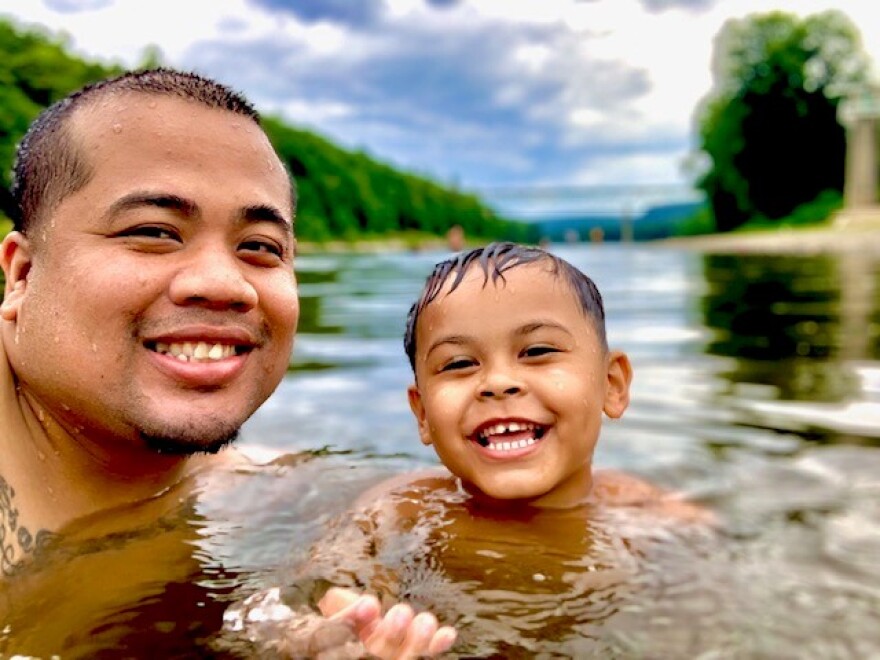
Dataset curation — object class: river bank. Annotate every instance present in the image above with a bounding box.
[655,209,880,255]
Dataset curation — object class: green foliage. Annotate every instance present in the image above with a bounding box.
[0,17,519,244]
[262,117,525,242]
[0,20,119,187]
[695,10,870,232]
[736,188,843,231]
[674,205,716,237]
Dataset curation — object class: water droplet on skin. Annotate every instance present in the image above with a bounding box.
[112,123,123,134]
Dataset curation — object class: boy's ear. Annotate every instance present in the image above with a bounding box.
[603,350,632,419]
[407,384,433,446]
[0,231,33,323]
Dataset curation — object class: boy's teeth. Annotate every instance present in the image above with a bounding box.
[481,437,537,452]
[154,341,235,362]
[476,422,544,451]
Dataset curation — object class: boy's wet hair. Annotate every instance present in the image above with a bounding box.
[404,241,607,371]
[10,68,261,234]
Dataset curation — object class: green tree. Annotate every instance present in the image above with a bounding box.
[0,17,523,244]
[695,10,870,232]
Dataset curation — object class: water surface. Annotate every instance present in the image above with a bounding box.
[3,243,879,657]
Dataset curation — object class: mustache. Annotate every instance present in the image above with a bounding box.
[134,312,273,346]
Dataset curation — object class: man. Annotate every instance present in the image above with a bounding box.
[0,68,454,658]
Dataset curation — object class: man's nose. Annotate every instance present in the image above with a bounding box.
[169,244,258,311]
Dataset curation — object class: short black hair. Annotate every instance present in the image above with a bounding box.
[10,68,262,233]
[404,241,607,372]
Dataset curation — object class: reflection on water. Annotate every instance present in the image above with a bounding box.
[3,243,880,656]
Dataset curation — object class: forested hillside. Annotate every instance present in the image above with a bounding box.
[0,19,526,243]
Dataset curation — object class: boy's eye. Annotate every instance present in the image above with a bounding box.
[521,345,560,358]
[440,357,477,372]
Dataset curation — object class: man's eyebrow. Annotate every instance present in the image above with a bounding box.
[105,192,197,219]
[241,204,292,231]
[103,194,292,231]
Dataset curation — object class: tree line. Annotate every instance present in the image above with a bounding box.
[693,10,872,233]
[0,19,528,244]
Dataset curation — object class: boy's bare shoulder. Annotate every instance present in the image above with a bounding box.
[354,467,454,508]
[592,469,715,524]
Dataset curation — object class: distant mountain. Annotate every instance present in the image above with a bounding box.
[527,201,704,242]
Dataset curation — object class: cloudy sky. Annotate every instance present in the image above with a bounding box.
[1,0,878,211]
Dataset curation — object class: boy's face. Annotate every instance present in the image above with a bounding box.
[408,262,631,508]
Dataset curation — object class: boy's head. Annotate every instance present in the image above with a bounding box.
[404,242,607,372]
[404,242,632,508]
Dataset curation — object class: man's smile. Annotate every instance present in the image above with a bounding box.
[147,340,248,362]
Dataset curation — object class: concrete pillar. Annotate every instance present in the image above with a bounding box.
[843,115,878,208]
[835,79,880,228]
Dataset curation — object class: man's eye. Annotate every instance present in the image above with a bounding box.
[120,225,180,240]
[240,240,283,258]
[522,345,559,358]
[440,358,477,372]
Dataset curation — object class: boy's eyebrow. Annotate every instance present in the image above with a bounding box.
[516,321,574,337]
[425,334,471,358]
[424,321,575,358]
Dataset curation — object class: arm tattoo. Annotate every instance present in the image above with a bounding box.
[0,475,55,577]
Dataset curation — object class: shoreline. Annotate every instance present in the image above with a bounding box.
[653,208,880,255]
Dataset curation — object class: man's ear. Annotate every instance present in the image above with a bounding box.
[0,231,33,322]
[407,384,433,446]
[603,350,632,419]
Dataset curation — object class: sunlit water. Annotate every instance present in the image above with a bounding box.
[2,243,879,657]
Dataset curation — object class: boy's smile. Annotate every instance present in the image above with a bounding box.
[408,262,631,508]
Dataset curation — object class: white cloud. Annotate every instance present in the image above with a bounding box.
[0,0,877,190]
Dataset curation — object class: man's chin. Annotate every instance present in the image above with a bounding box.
[139,428,241,456]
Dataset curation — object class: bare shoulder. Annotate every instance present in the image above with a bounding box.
[592,469,715,524]
[353,467,453,509]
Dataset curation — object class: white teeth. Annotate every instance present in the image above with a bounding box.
[482,437,537,452]
[480,421,537,441]
[154,341,236,362]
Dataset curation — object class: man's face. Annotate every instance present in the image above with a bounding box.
[408,263,630,508]
[0,94,299,454]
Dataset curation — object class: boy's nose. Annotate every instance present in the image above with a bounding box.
[477,366,526,399]
[479,384,523,398]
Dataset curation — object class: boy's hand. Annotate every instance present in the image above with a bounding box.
[222,585,456,659]
[319,586,457,658]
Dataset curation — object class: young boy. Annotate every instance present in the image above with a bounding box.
[299,242,714,656]
[402,240,633,509]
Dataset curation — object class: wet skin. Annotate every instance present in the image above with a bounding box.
[407,263,632,508]
[0,94,299,461]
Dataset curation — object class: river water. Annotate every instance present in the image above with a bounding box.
[3,242,880,657]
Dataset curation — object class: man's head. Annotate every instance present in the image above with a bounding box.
[9,68,267,235]
[0,68,299,457]
[404,242,631,507]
